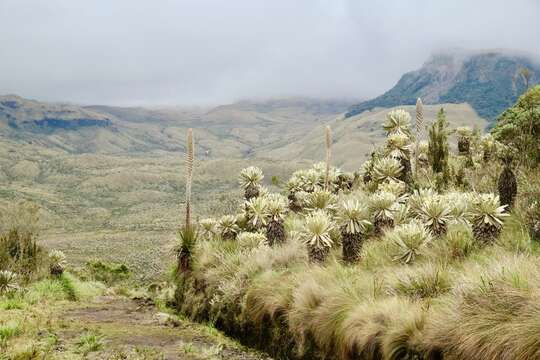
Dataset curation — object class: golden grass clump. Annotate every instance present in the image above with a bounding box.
[425,253,540,359]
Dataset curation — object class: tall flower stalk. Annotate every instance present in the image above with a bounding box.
[415,98,424,176]
[177,128,197,274]
[185,128,194,229]
[325,126,332,191]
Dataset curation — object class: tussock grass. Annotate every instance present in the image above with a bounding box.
[177,205,540,360]
[426,254,540,359]
[0,321,21,347]
[24,273,104,303]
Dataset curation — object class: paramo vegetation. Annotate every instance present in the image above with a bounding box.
[172,86,540,360]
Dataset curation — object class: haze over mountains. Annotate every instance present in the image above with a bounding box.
[1,49,535,164]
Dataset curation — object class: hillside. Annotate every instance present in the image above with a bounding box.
[0,95,486,276]
[346,50,540,121]
[0,95,353,157]
[264,102,487,170]
[0,95,112,131]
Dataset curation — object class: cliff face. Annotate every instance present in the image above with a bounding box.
[346,51,540,120]
[0,95,112,131]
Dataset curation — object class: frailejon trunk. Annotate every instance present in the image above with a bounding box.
[458,138,470,155]
[178,250,192,273]
[222,230,237,241]
[308,245,330,263]
[473,223,500,245]
[49,264,64,276]
[432,223,447,238]
[266,219,286,246]
[341,231,363,264]
[288,193,302,212]
[245,184,260,201]
[374,217,394,236]
[498,166,517,210]
[399,157,412,184]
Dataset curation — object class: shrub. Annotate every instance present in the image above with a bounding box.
[86,260,131,285]
[428,108,449,175]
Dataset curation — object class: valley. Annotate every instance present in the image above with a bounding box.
[0,94,488,279]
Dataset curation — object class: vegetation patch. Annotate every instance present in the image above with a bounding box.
[174,89,540,359]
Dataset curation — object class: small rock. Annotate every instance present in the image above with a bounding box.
[154,312,181,327]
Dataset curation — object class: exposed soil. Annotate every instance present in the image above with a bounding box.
[60,296,272,360]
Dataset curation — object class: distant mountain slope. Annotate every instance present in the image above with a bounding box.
[346,50,540,120]
[0,95,351,157]
[0,95,112,130]
[264,103,487,170]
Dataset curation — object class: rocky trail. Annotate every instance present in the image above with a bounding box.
[58,296,271,360]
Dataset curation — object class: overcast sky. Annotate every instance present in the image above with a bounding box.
[0,0,539,106]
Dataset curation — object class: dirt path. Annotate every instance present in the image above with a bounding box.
[60,296,271,360]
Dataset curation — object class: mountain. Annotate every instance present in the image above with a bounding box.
[0,95,353,156]
[345,50,540,121]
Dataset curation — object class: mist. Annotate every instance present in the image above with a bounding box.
[1,0,539,106]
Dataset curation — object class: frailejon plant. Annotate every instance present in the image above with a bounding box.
[244,196,270,230]
[408,188,438,217]
[335,172,355,192]
[471,194,509,244]
[301,210,334,263]
[416,141,429,168]
[237,231,267,248]
[218,215,240,241]
[418,197,451,237]
[456,126,473,156]
[369,191,398,235]
[286,169,320,212]
[177,128,198,274]
[443,192,472,225]
[386,133,412,183]
[361,158,374,184]
[372,157,403,184]
[337,199,371,263]
[239,166,264,201]
[265,194,288,246]
[199,218,217,240]
[0,270,17,294]
[305,190,337,213]
[378,179,407,197]
[388,221,432,264]
[498,154,518,210]
[383,109,412,137]
[48,250,67,276]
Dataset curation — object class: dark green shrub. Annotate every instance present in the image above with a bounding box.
[85,260,131,285]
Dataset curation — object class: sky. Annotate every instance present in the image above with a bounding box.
[0,0,539,106]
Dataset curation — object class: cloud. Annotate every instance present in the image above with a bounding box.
[0,0,538,106]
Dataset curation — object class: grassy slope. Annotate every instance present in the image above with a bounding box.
[262,103,487,170]
[0,139,309,279]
